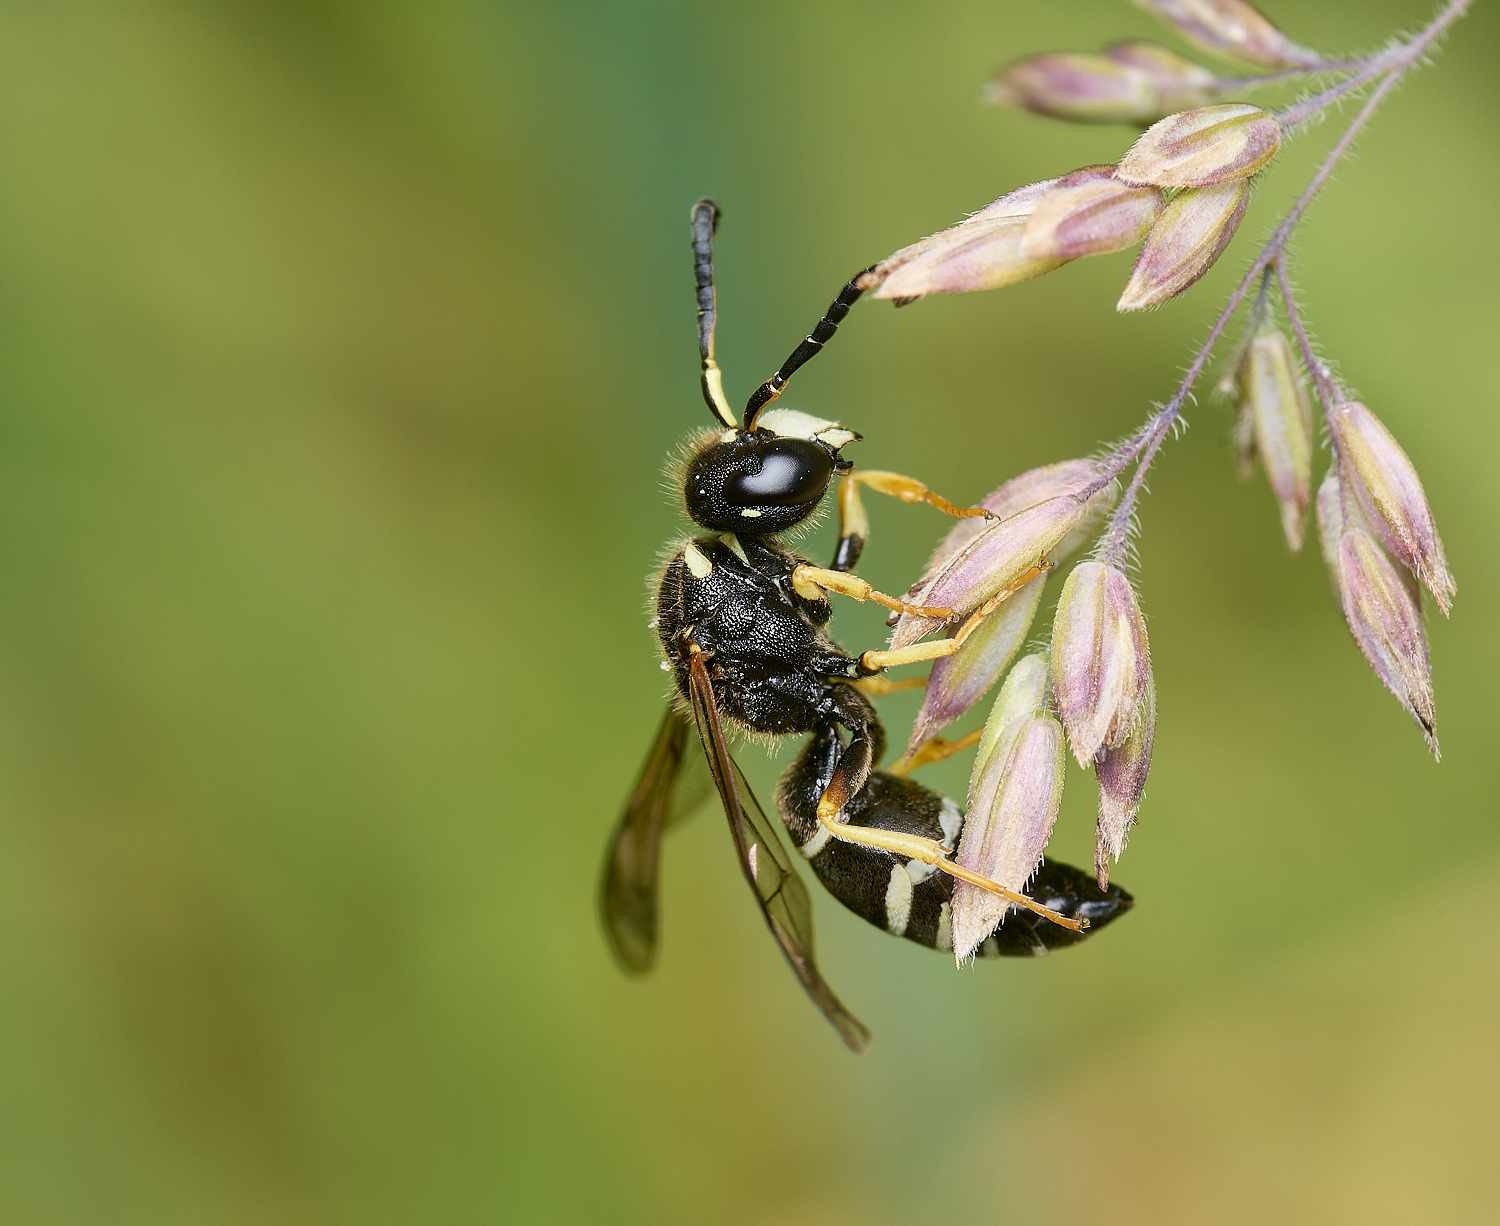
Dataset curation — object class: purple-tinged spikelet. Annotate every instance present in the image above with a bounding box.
[1022,167,1165,261]
[1050,562,1152,766]
[1328,399,1455,614]
[988,43,1216,125]
[1316,472,1438,756]
[1117,104,1281,189]
[953,656,1065,962]
[1095,674,1155,888]
[1237,328,1315,549]
[1133,0,1320,69]
[858,180,1070,302]
[889,496,1089,648]
[1117,179,1248,311]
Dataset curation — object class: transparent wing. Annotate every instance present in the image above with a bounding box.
[600,704,711,973]
[686,653,871,1053]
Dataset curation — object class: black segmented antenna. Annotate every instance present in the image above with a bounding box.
[743,269,874,430]
[691,199,737,428]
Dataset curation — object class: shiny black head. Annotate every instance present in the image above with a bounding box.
[682,408,857,535]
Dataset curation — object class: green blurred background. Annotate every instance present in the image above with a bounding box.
[0,1,1495,1222]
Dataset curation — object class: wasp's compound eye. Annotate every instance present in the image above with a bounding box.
[723,438,834,507]
[683,432,841,534]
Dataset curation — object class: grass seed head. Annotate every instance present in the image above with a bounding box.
[1117,104,1282,189]
[1316,472,1438,756]
[1240,329,1315,549]
[1050,562,1152,766]
[955,660,1066,962]
[1329,399,1454,614]
[1133,0,1320,69]
[1117,178,1249,311]
[1022,166,1165,260]
[1095,674,1156,888]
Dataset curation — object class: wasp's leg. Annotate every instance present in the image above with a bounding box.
[790,564,954,619]
[858,636,967,673]
[855,562,1050,674]
[777,724,963,946]
[799,687,1083,932]
[808,683,884,833]
[885,727,984,776]
[809,749,1084,931]
[830,470,994,572]
[849,674,928,697]
[778,728,1131,950]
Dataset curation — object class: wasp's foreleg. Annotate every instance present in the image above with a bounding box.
[830,470,994,572]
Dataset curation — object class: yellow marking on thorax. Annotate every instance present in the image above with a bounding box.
[683,541,713,579]
[719,533,748,564]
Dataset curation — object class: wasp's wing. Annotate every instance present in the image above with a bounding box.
[601,704,712,973]
[686,653,871,1053]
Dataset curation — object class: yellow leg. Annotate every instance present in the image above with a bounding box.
[849,674,928,697]
[832,469,994,571]
[858,562,1050,673]
[851,470,995,520]
[792,565,954,619]
[886,728,984,776]
[859,637,967,672]
[812,804,1085,932]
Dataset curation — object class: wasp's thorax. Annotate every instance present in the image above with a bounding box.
[682,408,857,535]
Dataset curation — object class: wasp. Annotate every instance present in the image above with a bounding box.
[601,200,1131,1051]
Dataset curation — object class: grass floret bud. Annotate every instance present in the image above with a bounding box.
[1238,328,1314,549]
[971,653,1051,786]
[907,572,1046,755]
[858,180,1070,303]
[1117,104,1281,189]
[1104,41,1219,105]
[1021,167,1165,261]
[922,459,1116,579]
[889,495,1092,649]
[1050,562,1152,766]
[1095,674,1155,889]
[954,659,1066,962]
[1316,473,1438,756]
[1232,400,1256,481]
[1133,0,1320,69]
[1328,399,1454,614]
[899,462,1116,732]
[987,44,1215,125]
[1117,179,1248,311]
[987,52,1154,124]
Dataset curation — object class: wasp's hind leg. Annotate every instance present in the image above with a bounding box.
[802,688,1090,933]
[777,723,962,949]
[777,726,1133,953]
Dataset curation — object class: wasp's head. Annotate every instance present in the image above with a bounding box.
[681,408,858,535]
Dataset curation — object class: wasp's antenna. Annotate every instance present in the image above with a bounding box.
[743,268,875,430]
[692,199,737,429]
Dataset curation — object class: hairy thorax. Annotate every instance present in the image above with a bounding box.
[655,533,857,737]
